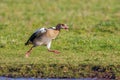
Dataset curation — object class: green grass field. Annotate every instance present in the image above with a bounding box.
[0,0,120,79]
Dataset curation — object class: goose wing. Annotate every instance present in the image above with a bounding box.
[25,28,47,45]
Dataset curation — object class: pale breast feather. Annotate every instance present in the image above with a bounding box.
[45,29,59,39]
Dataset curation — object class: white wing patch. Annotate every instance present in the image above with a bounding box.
[51,27,56,29]
[40,28,47,33]
[35,28,47,34]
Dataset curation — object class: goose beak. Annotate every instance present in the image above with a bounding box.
[64,26,69,31]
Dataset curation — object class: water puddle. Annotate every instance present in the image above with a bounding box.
[0,77,106,80]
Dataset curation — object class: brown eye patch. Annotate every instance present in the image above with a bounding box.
[61,24,65,26]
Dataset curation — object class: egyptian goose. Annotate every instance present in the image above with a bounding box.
[25,24,68,57]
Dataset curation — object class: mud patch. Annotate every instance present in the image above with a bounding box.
[0,64,120,79]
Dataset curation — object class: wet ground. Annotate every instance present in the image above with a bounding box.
[0,77,104,80]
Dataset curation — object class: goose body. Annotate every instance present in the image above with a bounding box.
[25,24,68,57]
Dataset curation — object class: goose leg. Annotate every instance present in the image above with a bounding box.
[25,46,34,57]
[47,41,60,54]
[48,49,60,54]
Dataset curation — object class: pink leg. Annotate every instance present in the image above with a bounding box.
[25,46,34,57]
[48,49,60,54]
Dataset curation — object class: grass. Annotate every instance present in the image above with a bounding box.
[0,0,120,79]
